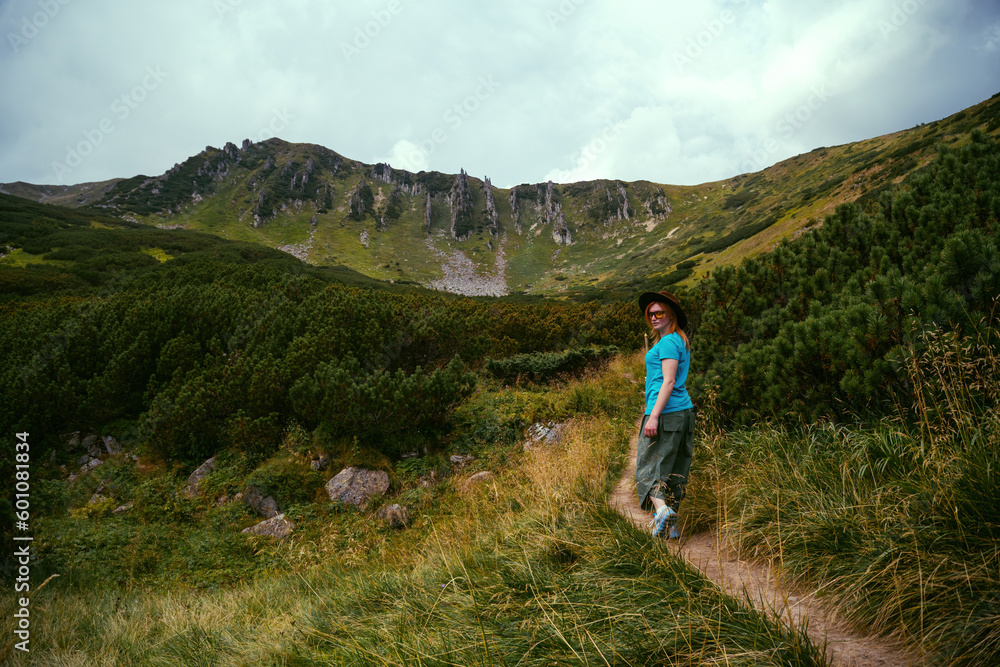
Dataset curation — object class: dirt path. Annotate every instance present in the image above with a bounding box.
[610,426,924,667]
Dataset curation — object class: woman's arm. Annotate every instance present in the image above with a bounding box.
[644,357,679,437]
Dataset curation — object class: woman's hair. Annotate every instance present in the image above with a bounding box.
[645,301,690,349]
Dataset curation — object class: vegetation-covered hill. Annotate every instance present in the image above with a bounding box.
[5,92,1000,298]
[1,96,998,667]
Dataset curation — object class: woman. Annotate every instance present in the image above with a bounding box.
[636,291,695,539]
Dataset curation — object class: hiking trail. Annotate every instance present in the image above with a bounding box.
[610,425,926,667]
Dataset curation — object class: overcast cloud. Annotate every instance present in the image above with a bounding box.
[1,0,998,189]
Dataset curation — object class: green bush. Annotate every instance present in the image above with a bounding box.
[485,345,619,383]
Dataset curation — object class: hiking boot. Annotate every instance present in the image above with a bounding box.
[648,506,676,538]
[667,512,680,539]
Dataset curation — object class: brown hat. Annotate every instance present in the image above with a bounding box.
[638,291,688,330]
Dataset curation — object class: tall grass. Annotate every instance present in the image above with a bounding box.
[685,326,1000,666]
[0,355,828,666]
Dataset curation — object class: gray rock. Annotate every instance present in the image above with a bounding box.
[80,458,103,473]
[325,467,389,507]
[113,503,133,514]
[65,431,81,451]
[77,454,91,467]
[450,454,475,467]
[239,485,279,518]
[469,471,495,483]
[88,493,109,505]
[242,513,294,539]
[310,454,330,471]
[83,435,102,459]
[377,504,412,529]
[103,435,122,455]
[182,457,216,498]
[524,421,566,451]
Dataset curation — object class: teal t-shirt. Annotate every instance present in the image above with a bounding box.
[644,332,693,414]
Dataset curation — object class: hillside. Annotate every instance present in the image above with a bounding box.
[5,92,999,298]
[1,97,998,665]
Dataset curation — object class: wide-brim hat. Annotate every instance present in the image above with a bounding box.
[638,291,688,330]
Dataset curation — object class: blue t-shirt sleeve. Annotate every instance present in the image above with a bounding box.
[657,333,683,361]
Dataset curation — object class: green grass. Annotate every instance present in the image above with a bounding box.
[0,355,831,666]
[683,330,1000,666]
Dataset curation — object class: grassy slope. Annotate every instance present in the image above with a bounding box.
[0,355,830,666]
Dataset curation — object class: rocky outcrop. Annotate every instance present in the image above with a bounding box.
[449,169,474,240]
[223,141,240,161]
[546,181,573,245]
[484,176,499,237]
[242,513,294,539]
[372,162,393,184]
[349,179,373,220]
[509,189,522,235]
[291,157,315,191]
[253,188,271,227]
[325,467,389,507]
[182,457,216,498]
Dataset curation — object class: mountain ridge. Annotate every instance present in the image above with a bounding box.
[4,92,999,297]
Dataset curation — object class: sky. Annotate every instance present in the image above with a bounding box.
[1,0,999,190]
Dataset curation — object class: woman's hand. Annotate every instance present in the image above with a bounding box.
[644,414,659,437]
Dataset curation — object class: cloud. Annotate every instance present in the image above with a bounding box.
[0,0,998,188]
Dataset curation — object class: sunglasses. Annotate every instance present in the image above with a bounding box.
[649,311,669,321]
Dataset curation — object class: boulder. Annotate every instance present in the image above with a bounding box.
[325,467,389,507]
[377,504,412,529]
[83,435,102,459]
[236,485,279,518]
[64,431,81,451]
[80,458,103,473]
[450,454,475,467]
[113,502,133,515]
[310,454,330,471]
[103,435,123,456]
[182,457,216,498]
[242,514,294,539]
[524,421,565,451]
[469,471,495,483]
